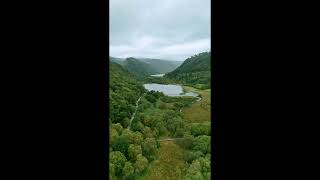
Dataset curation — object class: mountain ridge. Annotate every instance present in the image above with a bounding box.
[109,56,183,79]
[165,51,211,89]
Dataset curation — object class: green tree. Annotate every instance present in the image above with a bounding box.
[193,135,210,154]
[203,172,210,180]
[109,162,115,179]
[142,115,153,127]
[112,123,123,135]
[183,151,204,163]
[112,135,130,157]
[128,144,142,161]
[175,127,185,137]
[131,121,144,132]
[178,134,195,149]
[122,162,134,179]
[132,131,143,145]
[123,117,130,128]
[134,154,148,174]
[185,160,204,180]
[110,128,119,146]
[191,123,210,136]
[159,126,168,136]
[142,126,154,139]
[199,157,210,172]
[142,137,157,160]
[121,129,135,144]
[110,151,127,176]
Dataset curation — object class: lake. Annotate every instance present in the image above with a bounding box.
[143,83,199,97]
[150,74,165,77]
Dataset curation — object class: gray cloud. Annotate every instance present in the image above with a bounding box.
[110,0,211,61]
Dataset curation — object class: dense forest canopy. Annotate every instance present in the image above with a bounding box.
[109,62,145,125]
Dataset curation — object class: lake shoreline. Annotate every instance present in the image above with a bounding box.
[143,83,199,98]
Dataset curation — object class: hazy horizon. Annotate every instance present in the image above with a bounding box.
[110,55,186,62]
[110,0,211,61]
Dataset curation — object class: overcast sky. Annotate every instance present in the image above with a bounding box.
[110,0,210,61]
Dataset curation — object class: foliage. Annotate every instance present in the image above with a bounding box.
[109,62,145,124]
[122,162,135,179]
[128,144,142,161]
[111,123,123,135]
[165,52,211,88]
[192,135,211,154]
[142,137,157,160]
[183,151,204,163]
[109,128,119,146]
[112,135,130,157]
[132,131,143,145]
[110,151,127,176]
[190,122,211,136]
[134,154,149,174]
[109,162,115,179]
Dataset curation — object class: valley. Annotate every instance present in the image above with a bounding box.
[109,52,211,180]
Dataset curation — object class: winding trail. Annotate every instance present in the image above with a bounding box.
[127,94,144,130]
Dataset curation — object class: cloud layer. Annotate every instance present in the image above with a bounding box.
[110,0,211,61]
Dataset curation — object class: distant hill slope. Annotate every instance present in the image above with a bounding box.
[110,56,125,65]
[109,56,183,79]
[165,52,211,89]
[122,57,159,78]
[138,58,183,74]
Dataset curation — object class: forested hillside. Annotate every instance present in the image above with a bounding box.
[109,62,145,124]
[165,52,211,89]
[138,58,183,73]
[110,57,182,79]
[122,58,158,79]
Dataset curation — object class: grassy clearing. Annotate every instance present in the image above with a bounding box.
[139,141,186,180]
[182,86,211,123]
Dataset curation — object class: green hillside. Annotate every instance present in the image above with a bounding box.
[109,61,145,124]
[165,52,211,89]
[110,57,182,79]
[122,57,160,79]
[138,58,183,74]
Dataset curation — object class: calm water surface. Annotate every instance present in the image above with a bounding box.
[150,74,165,77]
[143,83,198,97]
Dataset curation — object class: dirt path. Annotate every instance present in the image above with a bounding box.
[127,95,143,130]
